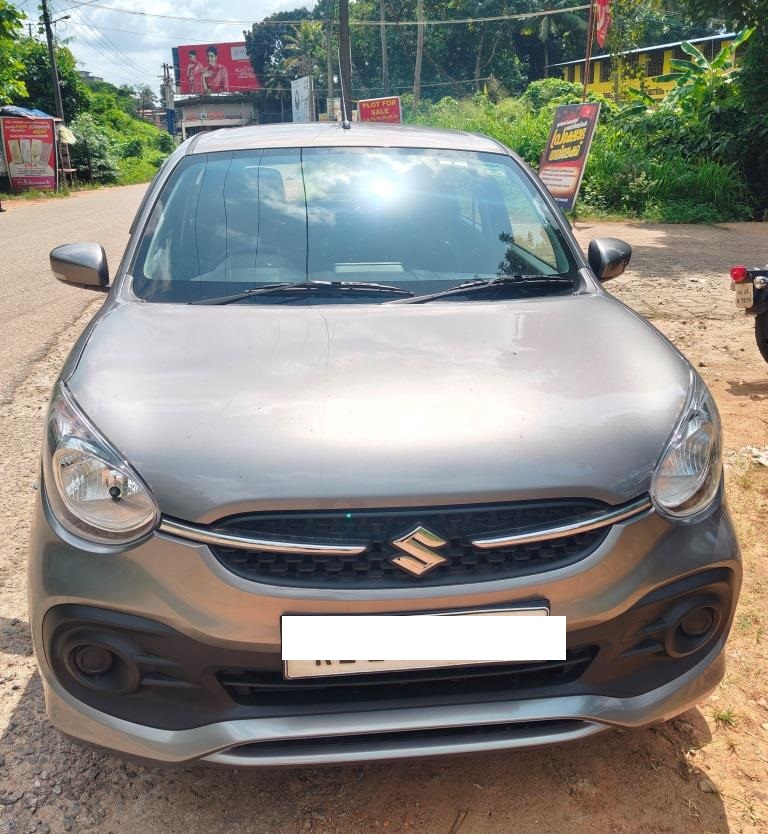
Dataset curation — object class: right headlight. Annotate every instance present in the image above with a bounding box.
[43,383,159,545]
[651,374,722,520]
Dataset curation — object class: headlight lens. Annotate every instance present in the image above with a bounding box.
[43,383,158,544]
[651,375,722,520]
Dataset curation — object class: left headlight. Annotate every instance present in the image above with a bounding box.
[651,374,722,521]
[43,383,159,544]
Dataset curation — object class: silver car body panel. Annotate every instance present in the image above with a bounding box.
[65,294,690,523]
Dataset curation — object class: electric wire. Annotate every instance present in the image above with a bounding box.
[50,3,591,28]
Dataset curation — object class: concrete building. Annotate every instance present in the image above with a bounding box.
[176,95,256,140]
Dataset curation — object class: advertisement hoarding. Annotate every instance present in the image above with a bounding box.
[0,116,57,192]
[175,43,260,94]
[357,96,402,123]
[538,103,601,212]
[291,76,314,123]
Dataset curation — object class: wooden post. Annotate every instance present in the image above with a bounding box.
[413,0,424,112]
[582,1,595,102]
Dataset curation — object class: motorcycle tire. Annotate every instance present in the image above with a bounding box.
[756,311,768,364]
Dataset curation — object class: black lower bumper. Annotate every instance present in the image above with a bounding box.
[43,567,736,732]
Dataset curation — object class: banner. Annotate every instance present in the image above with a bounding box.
[0,116,57,192]
[538,103,601,212]
[175,43,260,94]
[596,0,611,48]
[291,76,314,123]
[357,96,402,123]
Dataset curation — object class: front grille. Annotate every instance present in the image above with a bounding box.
[219,647,598,712]
[209,500,611,587]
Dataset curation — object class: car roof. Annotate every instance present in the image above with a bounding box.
[188,122,508,155]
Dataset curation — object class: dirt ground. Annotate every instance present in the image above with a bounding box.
[1,218,767,834]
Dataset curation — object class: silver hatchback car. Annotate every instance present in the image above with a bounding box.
[30,124,739,766]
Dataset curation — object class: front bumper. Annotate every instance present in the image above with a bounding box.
[43,639,726,766]
[29,487,741,766]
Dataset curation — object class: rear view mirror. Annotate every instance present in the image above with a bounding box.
[588,237,632,281]
[50,243,109,291]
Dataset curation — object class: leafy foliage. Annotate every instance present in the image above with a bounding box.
[656,28,753,114]
[413,89,754,222]
[68,114,120,184]
[0,0,26,104]
[15,38,89,121]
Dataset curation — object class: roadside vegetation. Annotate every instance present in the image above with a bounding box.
[411,29,761,223]
[1,4,172,192]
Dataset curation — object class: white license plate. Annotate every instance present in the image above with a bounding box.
[282,608,559,680]
[735,282,754,308]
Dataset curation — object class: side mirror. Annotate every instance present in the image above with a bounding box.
[50,243,109,291]
[588,237,632,281]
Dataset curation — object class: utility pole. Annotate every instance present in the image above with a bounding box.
[325,22,335,120]
[412,0,424,113]
[41,0,65,121]
[379,0,389,95]
[338,0,352,124]
[162,63,175,135]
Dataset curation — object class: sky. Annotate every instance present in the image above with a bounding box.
[19,0,309,93]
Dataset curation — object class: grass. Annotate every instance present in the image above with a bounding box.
[712,707,738,728]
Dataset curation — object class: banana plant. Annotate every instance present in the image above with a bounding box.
[654,28,754,115]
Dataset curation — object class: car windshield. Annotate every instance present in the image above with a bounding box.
[130,146,580,303]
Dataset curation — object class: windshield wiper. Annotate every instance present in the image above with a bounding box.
[390,274,576,305]
[189,280,414,305]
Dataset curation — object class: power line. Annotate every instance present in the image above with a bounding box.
[54,3,591,28]
[66,5,156,78]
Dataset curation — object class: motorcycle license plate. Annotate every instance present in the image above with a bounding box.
[735,283,754,309]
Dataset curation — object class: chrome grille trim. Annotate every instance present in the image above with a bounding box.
[471,496,652,550]
[158,518,368,557]
[160,496,651,559]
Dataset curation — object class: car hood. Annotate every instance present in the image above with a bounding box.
[67,294,691,523]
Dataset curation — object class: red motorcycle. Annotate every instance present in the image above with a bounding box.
[731,264,768,363]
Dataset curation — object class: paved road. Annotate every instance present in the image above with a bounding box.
[0,185,146,402]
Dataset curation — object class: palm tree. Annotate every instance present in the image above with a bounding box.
[283,21,325,79]
[263,60,292,122]
[522,0,587,77]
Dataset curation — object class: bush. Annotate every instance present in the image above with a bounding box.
[120,138,143,158]
[68,114,119,184]
[411,87,755,222]
[117,157,160,185]
[520,78,582,111]
[154,132,175,153]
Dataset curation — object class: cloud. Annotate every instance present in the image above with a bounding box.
[48,0,310,89]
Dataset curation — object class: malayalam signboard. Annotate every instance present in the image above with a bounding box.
[357,96,402,123]
[174,43,260,94]
[0,116,57,192]
[538,103,601,212]
[291,76,314,123]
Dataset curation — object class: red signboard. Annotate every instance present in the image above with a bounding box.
[176,43,260,94]
[0,116,57,192]
[538,103,601,212]
[357,96,402,124]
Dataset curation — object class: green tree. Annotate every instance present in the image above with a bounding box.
[0,0,26,104]
[521,0,586,77]
[16,37,88,120]
[283,20,325,78]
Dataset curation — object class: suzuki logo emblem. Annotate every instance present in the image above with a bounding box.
[390,526,448,577]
